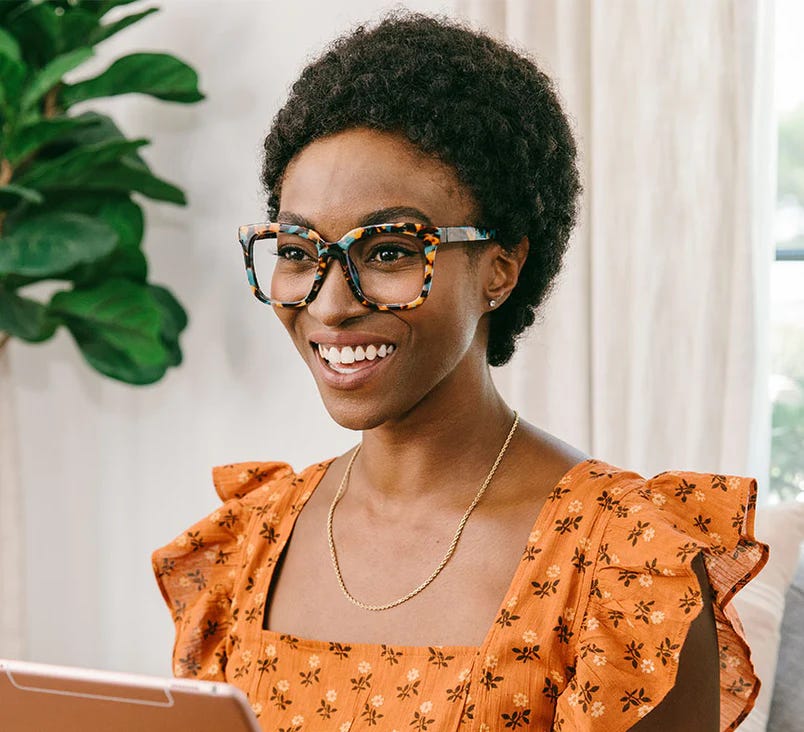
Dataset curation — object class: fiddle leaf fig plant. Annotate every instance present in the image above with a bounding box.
[0,0,202,384]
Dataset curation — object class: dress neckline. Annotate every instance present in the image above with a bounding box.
[253,456,600,655]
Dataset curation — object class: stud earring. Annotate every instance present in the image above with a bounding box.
[489,299,497,308]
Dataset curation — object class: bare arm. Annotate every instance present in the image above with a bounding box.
[627,552,720,731]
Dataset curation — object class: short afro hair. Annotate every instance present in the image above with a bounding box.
[261,10,582,367]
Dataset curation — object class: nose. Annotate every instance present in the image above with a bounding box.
[306,256,369,326]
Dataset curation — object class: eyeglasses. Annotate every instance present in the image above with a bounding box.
[237,221,498,310]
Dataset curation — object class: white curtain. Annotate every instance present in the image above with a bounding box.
[458,0,776,485]
[0,343,25,659]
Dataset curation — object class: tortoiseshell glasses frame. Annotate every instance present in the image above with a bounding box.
[237,221,498,311]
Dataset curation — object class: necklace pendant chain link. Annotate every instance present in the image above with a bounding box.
[327,411,520,612]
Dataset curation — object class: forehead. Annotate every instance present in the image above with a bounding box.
[278,127,478,238]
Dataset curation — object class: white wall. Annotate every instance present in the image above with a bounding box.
[10,0,457,676]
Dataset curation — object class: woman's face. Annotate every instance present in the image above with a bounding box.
[274,127,508,430]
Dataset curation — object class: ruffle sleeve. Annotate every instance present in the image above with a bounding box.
[553,470,770,731]
[151,461,294,680]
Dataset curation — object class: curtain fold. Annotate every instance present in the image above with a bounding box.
[458,0,774,484]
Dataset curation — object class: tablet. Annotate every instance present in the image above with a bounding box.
[0,658,262,732]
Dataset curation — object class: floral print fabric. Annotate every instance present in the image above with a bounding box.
[152,457,769,731]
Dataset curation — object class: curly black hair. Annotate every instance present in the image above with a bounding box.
[260,10,582,367]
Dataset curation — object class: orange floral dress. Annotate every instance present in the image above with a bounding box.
[152,457,769,731]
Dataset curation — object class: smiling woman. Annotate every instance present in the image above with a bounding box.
[152,10,769,732]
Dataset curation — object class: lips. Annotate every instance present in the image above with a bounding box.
[309,339,396,388]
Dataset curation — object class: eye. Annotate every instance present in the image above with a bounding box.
[276,244,315,262]
[365,242,417,264]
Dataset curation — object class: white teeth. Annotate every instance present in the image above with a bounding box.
[316,342,395,368]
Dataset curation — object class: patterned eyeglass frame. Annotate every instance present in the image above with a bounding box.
[237,221,498,311]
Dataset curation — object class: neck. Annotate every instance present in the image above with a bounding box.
[347,357,517,508]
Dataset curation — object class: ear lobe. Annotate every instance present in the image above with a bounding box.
[485,236,529,306]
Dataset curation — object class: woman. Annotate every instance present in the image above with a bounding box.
[153,12,768,731]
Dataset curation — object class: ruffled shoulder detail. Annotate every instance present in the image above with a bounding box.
[151,461,297,680]
[553,470,769,731]
[211,460,294,501]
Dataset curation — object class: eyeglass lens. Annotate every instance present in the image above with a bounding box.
[251,229,428,306]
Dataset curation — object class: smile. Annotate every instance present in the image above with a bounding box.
[314,342,395,374]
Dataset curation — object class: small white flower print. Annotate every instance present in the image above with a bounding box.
[652,493,667,506]
[253,592,265,606]
[241,649,253,663]
[650,610,665,624]
[207,663,219,676]
[728,477,741,491]
[522,629,539,644]
[245,543,256,558]
[641,659,656,673]
[568,500,583,513]
[546,564,561,579]
[407,668,420,682]
[577,536,592,551]
[339,722,352,732]
[638,574,653,587]
[204,550,216,562]
[550,670,564,683]
[264,643,276,657]
[358,661,372,674]
[564,606,576,622]
[609,553,620,564]
[642,527,655,542]
[251,702,263,716]
[458,667,471,682]
[308,654,320,668]
[291,714,304,725]
[419,701,433,714]
[529,529,542,543]
[695,490,706,502]
[567,690,581,707]
[710,532,721,546]
[590,701,605,718]
[371,694,384,707]
[611,486,623,495]
[237,470,249,484]
[637,704,655,718]
[585,616,600,631]
[592,654,608,667]
[325,689,337,702]
[484,654,499,669]
[506,595,518,609]
[513,692,529,708]
[602,590,612,600]
[276,679,290,692]
[629,504,642,514]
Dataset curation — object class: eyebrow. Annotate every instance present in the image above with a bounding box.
[276,206,434,230]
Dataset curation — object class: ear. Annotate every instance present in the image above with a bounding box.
[484,236,529,308]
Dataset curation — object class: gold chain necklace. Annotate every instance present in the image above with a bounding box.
[326,411,520,612]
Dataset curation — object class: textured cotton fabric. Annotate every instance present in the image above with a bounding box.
[152,457,769,731]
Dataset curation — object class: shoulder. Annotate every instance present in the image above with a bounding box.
[552,463,769,731]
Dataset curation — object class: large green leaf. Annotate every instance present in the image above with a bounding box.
[0,184,44,208]
[15,137,149,189]
[4,3,61,69]
[5,115,101,165]
[0,27,22,62]
[0,284,58,342]
[61,52,204,107]
[89,7,160,47]
[147,283,188,367]
[50,278,171,384]
[58,8,101,55]
[0,54,26,111]
[0,212,118,277]
[21,46,95,112]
